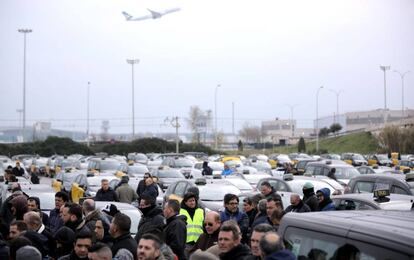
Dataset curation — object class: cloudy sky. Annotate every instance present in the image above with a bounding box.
[1,0,413,135]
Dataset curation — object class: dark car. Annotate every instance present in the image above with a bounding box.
[279,211,414,259]
[346,174,414,195]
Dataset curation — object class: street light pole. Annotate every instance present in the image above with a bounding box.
[127,59,140,139]
[214,84,220,150]
[86,82,90,147]
[285,104,298,138]
[380,65,390,124]
[18,28,32,142]
[316,86,324,153]
[329,89,343,124]
[393,70,410,120]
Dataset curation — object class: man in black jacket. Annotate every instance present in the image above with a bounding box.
[218,220,252,260]
[284,193,311,213]
[302,182,319,212]
[95,179,118,202]
[163,199,187,260]
[109,212,137,259]
[189,211,221,255]
[12,161,25,177]
[134,195,165,243]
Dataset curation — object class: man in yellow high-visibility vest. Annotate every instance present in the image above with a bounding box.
[179,192,204,250]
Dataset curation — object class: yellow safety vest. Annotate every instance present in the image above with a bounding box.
[179,208,204,243]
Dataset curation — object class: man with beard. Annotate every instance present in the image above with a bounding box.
[302,182,319,212]
[137,233,164,260]
[61,203,90,234]
[134,195,165,243]
[218,220,252,260]
[189,211,221,255]
[109,213,137,258]
[220,194,249,244]
[95,219,113,247]
[59,231,93,260]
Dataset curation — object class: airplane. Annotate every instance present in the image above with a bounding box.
[122,8,180,21]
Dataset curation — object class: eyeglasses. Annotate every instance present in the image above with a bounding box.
[144,176,149,179]
[204,222,214,227]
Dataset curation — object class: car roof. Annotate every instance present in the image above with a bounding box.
[280,210,414,253]
[332,193,414,208]
[95,201,141,211]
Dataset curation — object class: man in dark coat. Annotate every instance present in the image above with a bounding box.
[163,199,187,260]
[284,193,311,213]
[259,231,295,260]
[220,194,250,244]
[61,203,90,234]
[59,231,93,260]
[12,161,25,177]
[201,161,213,176]
[109,212,137,259]
[218,220,252,260]
[94,179,118,202]
[134,195,165,243]
[302,182,319,212]
[189,211,221,255]
[49,191,69,234]
[27,196,49,227]
[253,181,284,209]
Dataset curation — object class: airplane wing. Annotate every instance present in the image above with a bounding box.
[147,9,162,19]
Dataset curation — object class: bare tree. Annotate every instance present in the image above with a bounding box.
[238,122,261,143]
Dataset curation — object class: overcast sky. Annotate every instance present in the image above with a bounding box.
[1,0,413,135]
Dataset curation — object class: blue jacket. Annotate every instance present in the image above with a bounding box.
[220,209,249,242]
[49,208,64,234]
[317,188,336,211]
[221,168,233,176]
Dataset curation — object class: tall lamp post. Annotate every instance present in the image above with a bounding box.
[86,82,90,147]
[316,86,324,153]
[214,84,220,150]
[393,70,410,119]
[329,89,343,124]
[380,65,390,124]
[18,28,32,142]
[127,59,140,139]
[285,104,298,137]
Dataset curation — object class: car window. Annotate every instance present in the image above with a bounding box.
[314,166,323,176]
[353,181,374,193]
[284,227,346,259]
[174,182,187,197]
[322,167,330,176]
[305,165,315,174]
[276,181,289,192]
[334,199,376,210]
[335,167,360,179]
[393,186,409,195]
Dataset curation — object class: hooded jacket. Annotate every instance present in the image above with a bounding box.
[164,214,187,260]
[134,205,165,243]
[219,243,252,260]
[317,188,336,211]
[302,187,319,212]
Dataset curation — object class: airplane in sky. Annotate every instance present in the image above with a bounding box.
[122,8,180,21]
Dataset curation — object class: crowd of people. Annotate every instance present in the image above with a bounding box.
[0,164,340,260]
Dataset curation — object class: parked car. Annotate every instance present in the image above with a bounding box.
[279,210,414,258]
[346,174,414,195]
[341,153,368,166]
[305,161,360,185]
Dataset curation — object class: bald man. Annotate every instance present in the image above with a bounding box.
[283,193,311,213]
[189,211,221,255]
[259,232,295,260]
[82,199,109,234]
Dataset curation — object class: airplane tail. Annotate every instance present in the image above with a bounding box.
[122,11,132,20]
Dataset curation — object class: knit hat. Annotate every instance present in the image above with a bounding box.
[102,203,120,217]
[54,226,75,245]
[183,192,197,203]
[16,245,41,260]
[303,182,314,189]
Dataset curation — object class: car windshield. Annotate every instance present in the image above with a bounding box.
[225,179,253,191]
[61,159,79,168]
[335,167,361,179]
[100,161,120,171]
[174,159,193,168]
[157,170,184,178]
[199,185,240,201]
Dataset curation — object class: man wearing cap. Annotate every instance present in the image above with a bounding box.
[115,176,138,204]
[101,203,120,222]
[302,182,319,212]
[316,188,336,211]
